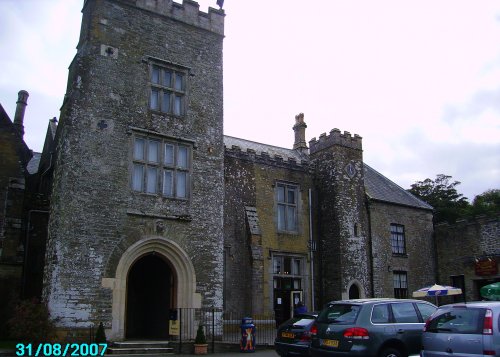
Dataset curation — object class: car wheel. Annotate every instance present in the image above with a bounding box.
[379,347,403,357]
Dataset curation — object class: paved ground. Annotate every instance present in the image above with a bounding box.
[0,347,278,357]
[172,349,277,357]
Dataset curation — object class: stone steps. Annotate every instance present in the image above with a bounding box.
[107,341,174,355]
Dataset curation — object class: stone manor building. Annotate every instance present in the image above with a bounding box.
[0,0,437,341]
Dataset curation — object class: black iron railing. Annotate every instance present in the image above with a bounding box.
[172,308,276,350]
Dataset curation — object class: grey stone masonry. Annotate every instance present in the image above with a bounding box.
[310,128,371,304]
[309,129,362,154]
[435,215,499,301]
[44,0,224,337]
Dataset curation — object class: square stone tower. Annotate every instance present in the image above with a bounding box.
[43,0,224,340]
[309,130,372,302]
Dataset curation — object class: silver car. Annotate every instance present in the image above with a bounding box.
[421,301,500,356]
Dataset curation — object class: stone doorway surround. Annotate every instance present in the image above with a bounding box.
[102,236,201,340]
[343,279,366,300]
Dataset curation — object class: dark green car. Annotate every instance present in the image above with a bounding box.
[309,298,436,357]
[275,312,319,357]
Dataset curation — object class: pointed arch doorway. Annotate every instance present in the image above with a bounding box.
[349,284,360,299]
[105,237,201,341]
[126,253,175,339]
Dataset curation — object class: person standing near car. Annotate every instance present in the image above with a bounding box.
[294,301,307,316]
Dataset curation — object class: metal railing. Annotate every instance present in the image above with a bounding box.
[172,308,276,348]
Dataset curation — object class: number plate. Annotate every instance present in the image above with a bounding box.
[321,339,339,347]
[281,331,295,338]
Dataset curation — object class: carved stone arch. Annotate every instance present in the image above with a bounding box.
[343,279,366,300]
[102,236,200,340]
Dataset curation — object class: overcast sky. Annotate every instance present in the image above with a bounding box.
[1,0,499,201]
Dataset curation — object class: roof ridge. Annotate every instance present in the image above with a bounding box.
[224,134,295,152]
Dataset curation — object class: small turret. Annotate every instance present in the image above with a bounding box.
[293,113,308,153]
[13,90,29,137]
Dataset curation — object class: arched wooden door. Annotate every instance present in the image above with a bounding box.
[126,253,174,339]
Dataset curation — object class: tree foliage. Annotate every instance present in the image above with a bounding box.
[7,298,56,344]
[194,324,207,344]
[95,322,107,343]
[470,189,500,217]
[409,175,499,223]
[408,174,470,223]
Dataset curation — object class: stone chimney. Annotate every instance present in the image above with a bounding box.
[13,90,29,137]
[293,113,308,152]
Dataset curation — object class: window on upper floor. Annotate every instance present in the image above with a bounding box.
[390,223,406,255]
[150,64,186,117]
[276,182,298,232]
[393,271,408,299]
[132,136,191,199]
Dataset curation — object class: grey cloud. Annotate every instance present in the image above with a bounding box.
[443,86,500,124]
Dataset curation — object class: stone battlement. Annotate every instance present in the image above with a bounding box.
[225,145,310,171]
[133,0,224,35]
[309,128,362,154]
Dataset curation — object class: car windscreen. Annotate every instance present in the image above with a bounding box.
[426,308,483,334]
[317,304,360,324]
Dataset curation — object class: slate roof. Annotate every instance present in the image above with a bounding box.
[364,164,433,210]
[27,152,41,174]
[224,135,307,162]
[223,135,433,211]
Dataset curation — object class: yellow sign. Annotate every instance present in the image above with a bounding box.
[169,320,180,336]
[322,339,339,348]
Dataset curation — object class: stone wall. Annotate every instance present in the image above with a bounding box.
[309,130,371,305]
[435,215,499,302]
[223,152,255,315]
[369,200,435,298]
[44,0,224,339]
[224,146,313,317]
[0,105,31,337]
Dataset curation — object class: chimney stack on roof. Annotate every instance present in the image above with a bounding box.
[13,90,29,138]
[293,113,308,153]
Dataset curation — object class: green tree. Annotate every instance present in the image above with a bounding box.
[469,189,500,217]
[408,174,470,223]
[7,299,56,344]
[95,322,107,343]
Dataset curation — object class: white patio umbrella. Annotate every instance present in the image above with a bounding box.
[413,284,463,305]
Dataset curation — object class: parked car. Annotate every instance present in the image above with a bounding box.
[275,311,319,356]
[421,301,500,356]
[309,298,437,357]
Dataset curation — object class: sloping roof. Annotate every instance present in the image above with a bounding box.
[27,152,41,174]
[224,135,307,162]
[0,103,33,170]
[223,135,432,211]
[364,164,433,210]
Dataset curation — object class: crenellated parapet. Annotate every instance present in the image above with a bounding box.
[134,0,225,35]
[225,145,310,172]
[309,128,362,154]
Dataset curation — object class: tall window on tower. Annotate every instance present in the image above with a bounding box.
[132,136,191,199]
[150,64,186,116]
[276,182,298,233]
